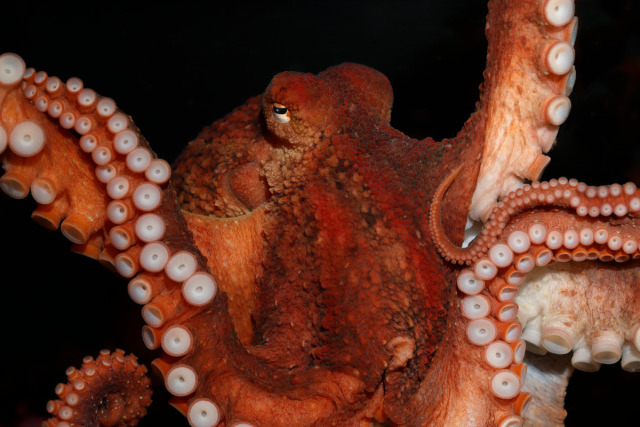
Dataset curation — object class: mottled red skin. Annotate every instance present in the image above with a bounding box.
[171,63,483,422]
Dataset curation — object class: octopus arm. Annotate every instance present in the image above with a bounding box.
[520,352,573,426]
[429,171,640,425]
[466,0,577,221]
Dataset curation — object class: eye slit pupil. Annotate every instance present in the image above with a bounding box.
[271,103,291,124]
[272,105,288,115]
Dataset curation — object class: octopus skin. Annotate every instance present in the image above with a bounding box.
[0,0,636,427]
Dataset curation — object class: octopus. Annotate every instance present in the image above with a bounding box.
[2,0,640,426]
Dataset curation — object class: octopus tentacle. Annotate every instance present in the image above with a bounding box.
[469,0,579,221]
[431,169,640,425]
[0,53,226,423]
[516,260,640,372]
[431,170,640,265]
[43,349,152,427]
[519,353,572,425]
[399,290,530,426]
[469,216,640,421]
[452,264,531,425]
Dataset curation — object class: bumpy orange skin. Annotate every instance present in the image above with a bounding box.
[171,63,483,423]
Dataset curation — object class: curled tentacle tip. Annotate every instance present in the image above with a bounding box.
[45,350,151,427]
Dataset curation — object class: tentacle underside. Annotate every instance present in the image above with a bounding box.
[0,53,225,425]
[469,0,577,222]
[520,353,573,426]
[430,176,640,426]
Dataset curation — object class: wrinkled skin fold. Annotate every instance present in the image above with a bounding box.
[1,0,640,427]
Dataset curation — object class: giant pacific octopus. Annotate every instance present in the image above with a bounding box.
[2,0,640,426]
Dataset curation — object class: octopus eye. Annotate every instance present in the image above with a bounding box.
[271,103,291,124]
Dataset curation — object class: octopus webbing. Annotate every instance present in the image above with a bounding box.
[2,0,640,426]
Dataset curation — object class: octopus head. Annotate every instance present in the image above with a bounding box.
[262,63,393,147]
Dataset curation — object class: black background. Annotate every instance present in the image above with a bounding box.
[0,1,639,426]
